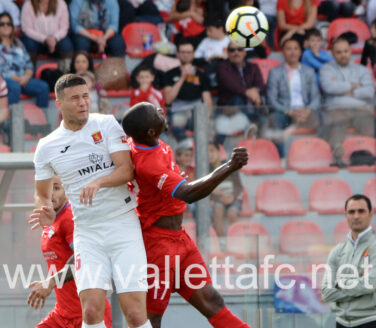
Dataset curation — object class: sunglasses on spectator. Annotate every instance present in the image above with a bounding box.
[228,47,244,53]
[0,22,12,27]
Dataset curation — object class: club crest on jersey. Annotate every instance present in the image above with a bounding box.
[43,227,55,239]
[121,135,127,143]
[92,131,103,144]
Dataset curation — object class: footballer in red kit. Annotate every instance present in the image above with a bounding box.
[122,102,251,328]
[28,175,112,328]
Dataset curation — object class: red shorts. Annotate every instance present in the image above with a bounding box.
[36,299,112,327]
[143,225,212,314]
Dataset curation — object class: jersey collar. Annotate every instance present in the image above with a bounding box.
[133,142,161,150]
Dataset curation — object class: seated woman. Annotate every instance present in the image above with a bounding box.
[20,0,74,65]
[69,0,125,57]
[277,0,318,49]
[0,13,49,109]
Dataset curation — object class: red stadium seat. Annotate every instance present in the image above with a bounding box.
[226,221,274,258]
[121,22,161,58]
[237,139,285,175]
[334,220,349,245]
[364,178,376,212]
[0,144,10,152]
[353,57,376,83]
[28,144,38,152]
[280,220,327,257]
[240,188,254,217]
[343,137,376,172]
[327,18,371,53]
[288,137,338,173]
[256,179,306,216]
[24,104,48,140]
[251,58,281,83]
[309,178,352,214]
[182,222,223,257]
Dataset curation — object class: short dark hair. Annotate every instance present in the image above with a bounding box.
[70,50,94,74]
[345,194,372,212]
[55,74,87,100]
[135,65,155,77]
[281,36,301,49]
[121,102,155,141]
[206,17,224,29]
[305,28,322,40]
[331,37,350,49]
[177,38,194,51]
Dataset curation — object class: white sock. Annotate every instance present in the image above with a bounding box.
[137,320,152,328]
[82,321,106,328]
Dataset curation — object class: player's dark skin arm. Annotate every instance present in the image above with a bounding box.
[27,247,75,310]
[155,148,248,230]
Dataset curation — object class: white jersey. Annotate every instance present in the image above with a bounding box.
[34,113,137,225]
[194,36,230,60]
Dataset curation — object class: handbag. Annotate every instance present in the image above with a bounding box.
[95,57,131,90]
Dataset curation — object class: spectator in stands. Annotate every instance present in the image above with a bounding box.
[361,19,376,72]
[216,41,265,138]
[20,0,74,66]
[130,66,165,109]
[69,0,125,57]
[70,50,95,74]
[320,38,374,165]
[163,39,212,141]
[0,13,49,109]
[322,194,376,328]
[267,37,320,154]
[209,141,242,246]
[318,0,356,22]
[169,0,207,48]
[0,0,20,30]
[175,142,195,182]
[301,28,332,86]
[368,0,376,25]
[277,0,319,48]
[118,0,163,32]
[194,18,229,88]
[0,75,9,143]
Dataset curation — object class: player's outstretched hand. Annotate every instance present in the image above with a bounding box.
[27,280,53,310]
[80,180,101,206]
[28,206,55,230]
[228,147,249,171]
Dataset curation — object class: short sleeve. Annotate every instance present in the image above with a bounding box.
[277,0,286,11]
[104,115,130,154]
[34,142,54,180]
[138,156,186,198]
[200,72,210,92]
[0,77,7,97]
[62,214,74,248]
[312,0,320,6]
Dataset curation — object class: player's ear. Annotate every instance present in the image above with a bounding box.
[147,128,156,137]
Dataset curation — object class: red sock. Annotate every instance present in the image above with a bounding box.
[208,307,251,328]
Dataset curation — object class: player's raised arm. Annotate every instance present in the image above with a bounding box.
[28,179,55,229]
[173,147,248,203]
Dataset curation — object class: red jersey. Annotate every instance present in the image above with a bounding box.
[277,0,319,25]
[128,139,187,230]
[41,203,81,319]
[130,86,165,110]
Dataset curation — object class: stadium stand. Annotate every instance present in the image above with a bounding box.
[364,178,376,212]
[240,187,254,218]
[251,58,281,84]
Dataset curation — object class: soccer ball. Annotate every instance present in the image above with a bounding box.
[226,6,269,48]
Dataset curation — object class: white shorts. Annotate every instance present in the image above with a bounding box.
[73,209,147,295]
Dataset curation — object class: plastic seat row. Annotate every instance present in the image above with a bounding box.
[238,137,376,175]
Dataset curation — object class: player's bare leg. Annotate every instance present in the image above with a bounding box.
[189,285,251,328]
[118,291,151,327]
[80,289,107,325]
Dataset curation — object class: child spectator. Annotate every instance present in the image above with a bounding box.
[301,28,332,86]
[175,142,195,181]
[130,66,165,109]
[195,18,229,88]
[361,19,376,73]
[79,71,109,113]
[209,141,243,247]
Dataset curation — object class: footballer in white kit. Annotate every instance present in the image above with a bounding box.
[34,113,148,295]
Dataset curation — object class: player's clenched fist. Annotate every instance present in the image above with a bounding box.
[228,147,249,171]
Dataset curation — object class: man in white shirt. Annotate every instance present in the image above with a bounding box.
[29,74,151,328]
